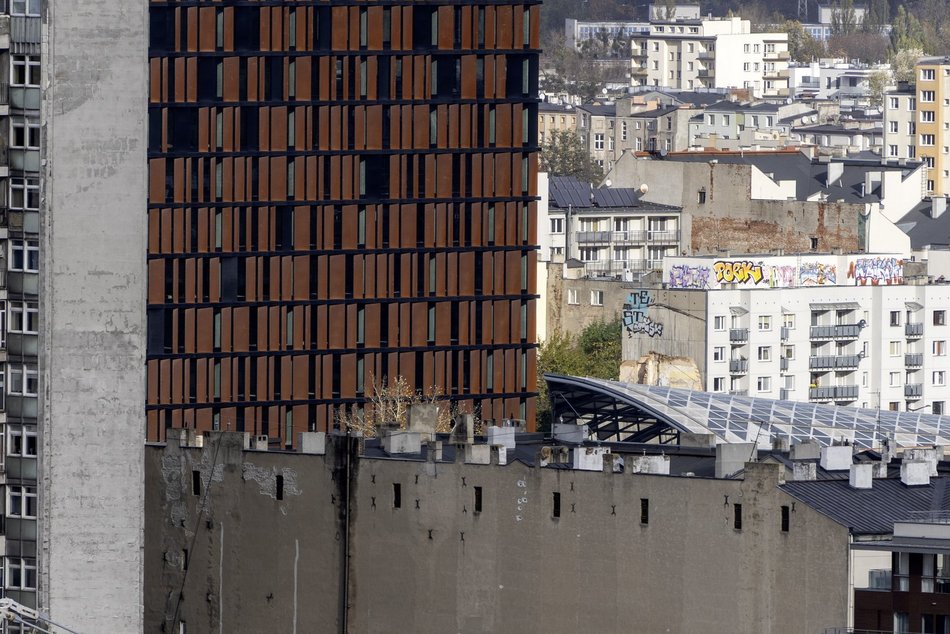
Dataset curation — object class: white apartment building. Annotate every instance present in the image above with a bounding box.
[630,17,790,98]
[883,85,918,161]
[622,254,950,414]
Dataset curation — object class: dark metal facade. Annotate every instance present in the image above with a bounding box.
[147,1,541,443]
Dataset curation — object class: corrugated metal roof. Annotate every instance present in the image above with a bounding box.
[781,478,944,535]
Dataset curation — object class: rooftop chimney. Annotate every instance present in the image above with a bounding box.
[792,460,817,481]
[849,463,873,489]
[819,444,853,471]
[790,440,820,460]
[826,161,844,188]
[628,454,671,475]
[932,196,947,219]
[901,460,931,486]
[253,435,269,451]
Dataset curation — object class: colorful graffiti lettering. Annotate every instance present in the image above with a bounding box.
[713,260,764,285]
[848,257,903,286]
[629,317,664,337]
[799,262,837,286]
[668,264,710,289]
[765,264,797,288]
[622,290,664,338]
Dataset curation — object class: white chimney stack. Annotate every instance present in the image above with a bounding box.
[849,463,873,489]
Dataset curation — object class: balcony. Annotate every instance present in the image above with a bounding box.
[780,388,791,400]
[810,324,861,340]
[576,231,612,244]
[905,353,924,368]
[607,229,681,244]
[808,354,862,370]
[729,359,748,374]
[631,67,648,77]
[809,385,859,401]
[780,357,789,371]
[582,259,660,277]
[632,48,648,58]
[905,383,923,399]
[763,69,789,81]
[697,68,714,78]
[906,322,924,338]
[697,51,715,60]
[729,328,748,343]
[764,51,790,61]
[780,326,789,341]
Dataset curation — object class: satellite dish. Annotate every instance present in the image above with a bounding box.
[605,179,612,187]
[639,183,649,194]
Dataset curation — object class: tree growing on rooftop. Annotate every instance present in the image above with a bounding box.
[540,129,605,184]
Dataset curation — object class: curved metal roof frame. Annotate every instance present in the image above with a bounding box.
[545,373,731,443]
[544,374,950,448]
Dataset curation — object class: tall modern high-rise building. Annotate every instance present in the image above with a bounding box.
[146,0,542,443]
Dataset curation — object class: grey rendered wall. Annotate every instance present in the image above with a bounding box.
[144,438,850,634]
[143,435,344,633]
[621,288,708,375]
[39,0,147,630]
[348,460,848,634]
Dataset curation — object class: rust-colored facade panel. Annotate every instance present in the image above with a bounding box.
[148,0,540,439]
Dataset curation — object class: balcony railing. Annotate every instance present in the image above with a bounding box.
[697,68,714,78]
[576,230,681,244]
[780,326,790,341]
[729,359,748,374]
[810,324,861,340]
[780,388,791,400]
[780,357,789,371]
[906,322,924,338]
[808,355,862,370]
[697,51,715,60]
[905,383,923,398]
[729,328,748,343]
[905,353,924,367]
[809,385,859,401]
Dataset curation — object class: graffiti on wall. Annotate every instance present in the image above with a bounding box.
[799,261,837,286]
[713,260,764,285]
[764,264,797,288]
[622,290,664,338]
[668,264,711,289]
[848,257,903,286]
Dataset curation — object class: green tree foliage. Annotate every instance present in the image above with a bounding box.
[540,130,605,184]
[867,69,891,108]
[831,0,858,36]
[780,20,826,61]
[862,0,889,34]
[536,320,622,428]
[890,6,926,53]
[890,47,924,84]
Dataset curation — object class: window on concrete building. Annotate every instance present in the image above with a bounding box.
[889,401,901,411]
[890,341,902,356]
[734,503,743,530]
[781,506,790,532]
[782,314,795,329]
[10,120,39,150]
[6,558,36,590]
[935,340,947,356]
[935,371,946,386]
[922,110,936,122]
[567,289,578,305]
[697,188,706,204]
[714,315,726,331]
[640,498,649,524]
[549,218,563,233]
[810,237,819,249]
[889,97,899,109]
[935,311,946,326]
[889,121,899,133]
[889,145,898,157]
[594,133,604,150]
[474,486,482,514]
[552,492,561,518]
[392,483,402,509]
[922,91,935,103]
[7,426,36,458]
[922,134,936,146]
[10,0,39,16]
[7,485,36,519]
[757,346,771,361]
[922,69,936,81]
[890,310,902,326]
[713,346,725,362]
[757,315,772,331]
[590,290,604,306]
[9,239,38,273]
[890,371,902,386]
[757,376,771,392]
[934,401,945,415]
[713,377,725,392]
[11,55,39,87]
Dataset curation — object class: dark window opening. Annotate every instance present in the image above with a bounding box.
[552,492,561,518]
[192,470,201,496]
[734,503,743,530]
[640,498,649,524]
[474,486,482,514]
[781,505,790,532]
[276,475,284,501]
[393,483,401,509]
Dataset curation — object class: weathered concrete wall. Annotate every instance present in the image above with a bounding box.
[621,288,708,376]
[609,158,864,254]
[144,433,343,632]
[145,437,850,633]
[40,0,147,630]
